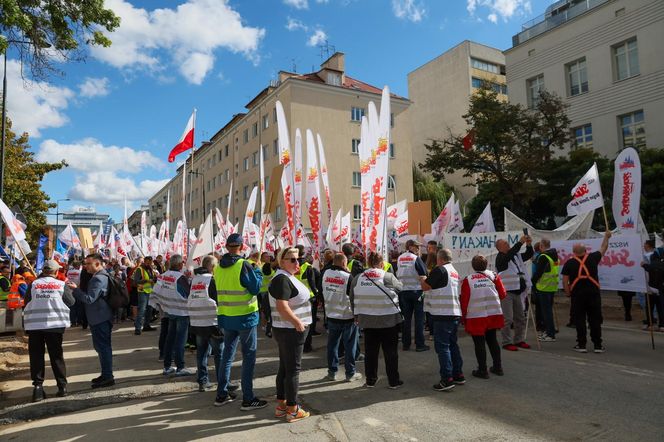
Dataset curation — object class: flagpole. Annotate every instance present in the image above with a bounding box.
[601,203,610,232]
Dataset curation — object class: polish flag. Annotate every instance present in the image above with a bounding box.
[168,110,196,163]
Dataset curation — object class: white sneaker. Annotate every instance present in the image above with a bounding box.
[163,367,176,375]
[175,367,196,377]
[540,335,556,342]
[345,373,363,382]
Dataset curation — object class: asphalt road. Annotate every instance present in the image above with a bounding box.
[1,299,663,441]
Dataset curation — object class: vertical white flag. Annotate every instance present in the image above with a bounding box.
[612,148,641,233]
[448,199,465,233]
[189,211,213,261]
[293,129,304,231]
[317,134,333,228]
[567,163,604,216]
[305,130,323,264]
[470,202,496,233]
[432,195,454,240]
[276,101,295,245]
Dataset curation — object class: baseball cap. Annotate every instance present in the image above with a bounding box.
[405,239,422,248]
[226,233,244,247]
[43,259,62,271]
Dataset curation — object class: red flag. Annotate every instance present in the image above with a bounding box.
[168,111,195,162]
[462,129,475,151]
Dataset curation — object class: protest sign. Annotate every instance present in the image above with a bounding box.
[443,231,522,277]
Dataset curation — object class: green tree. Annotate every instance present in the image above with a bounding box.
[1,0,120,78]
[412,166,454,220]
[3,117,66,244]
[421,85,573,217]
[638,148,664,234]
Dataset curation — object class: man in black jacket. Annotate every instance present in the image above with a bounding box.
[531,238,559,341]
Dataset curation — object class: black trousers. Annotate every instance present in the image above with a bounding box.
[645,293,664,327]
[304,298,318,349]
[273,326,307,406]
[363,325,400,386]
[471,329,501,371]
[617,291,634,319]
[28,330,67,387]
[571,292,602,347]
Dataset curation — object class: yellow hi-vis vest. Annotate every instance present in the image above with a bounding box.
[295,262,315,298]
[536,254,560,292]
[0,275,9,301]
[383,262,393,273]
[215,259,258,317]
[138,267,153,294]
[260,266,274,294]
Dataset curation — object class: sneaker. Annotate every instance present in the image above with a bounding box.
[516,341,531,349]
[489,366,504,376]
[142,326,156,331]
[472,369,489,379]
[228,383,240,392]
[275,400,288,418]
[214,392,237,406]
[345,373,363,382]
[540,335,556,342]
[240,398,269,411]
[453,375,466,385]
[356,353,365,362]
[198,382,213,392]
[175,367,196,377]
[593,346,606,353]
[323,372,337,381]
[503,344,518,351]
[134,330,141,335]
[573,345,588,353]
[287,405,310,423]
[91,377,115,389]
[416,345,430,352]
[163,367,176,375]
[433,379,455,392]
[388,380,404,389]
[364,378,378,388]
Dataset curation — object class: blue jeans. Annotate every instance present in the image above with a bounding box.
[399,290,425,349]
[196,332,223,385]
[90,320,113,379]
[537,291,556,338]
[164,315,189,370]
[217,327,257,401]
[135,292,152,332]
[327,320,359,377]
[432,319,463,380]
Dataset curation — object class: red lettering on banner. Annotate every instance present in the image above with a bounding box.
[573,184,589,199]
[557,248,635,268]
[621,172,634,217]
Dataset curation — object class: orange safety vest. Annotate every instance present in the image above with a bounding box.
[569,254,600,291]
[8,275,26,310]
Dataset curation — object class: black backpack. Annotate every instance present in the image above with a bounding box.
[105,274,130,310]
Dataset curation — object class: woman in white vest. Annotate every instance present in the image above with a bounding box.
[350,252,404,389]
[322,253,362,382]
[23,259,75,402]
[421,248,464,392]
[188,255,223,392]
[460,255,508,380]
[269,247,313,423]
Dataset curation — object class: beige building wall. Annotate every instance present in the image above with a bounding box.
[149,53,412,236]
[505,0,664,158]
[407,40,506,203]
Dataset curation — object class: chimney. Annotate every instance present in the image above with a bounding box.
[321,52,345,74]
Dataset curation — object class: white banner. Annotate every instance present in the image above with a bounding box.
[471,202,495,234]
[305,130,322,264]
[443,231,523,278]
[551,234,646,292]
[567,163,604,216]
[612,148,641,233]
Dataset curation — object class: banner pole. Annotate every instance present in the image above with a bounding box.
[601,203,610,232]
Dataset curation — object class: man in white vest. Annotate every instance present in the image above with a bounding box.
[189,255,224,391]
[24,260,75,402]
[495,235,534,351]
[396,239,429,352]
[323,253,362,382]
[421,249,463,392]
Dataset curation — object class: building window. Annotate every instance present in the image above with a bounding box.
[613,38,639,81]
[389,143,395,158]
[527,74,545,109]
[352,171,361,187]
[243,157,249,171]
[273,138,279,156]
[566,58,588,96]
[262,144,268,160]
[243,129,249,144]
[252,151,258,166]
[262,114,269,130]
[243,185,249,200]
[225,144,229,157]
[471,58,499,74]
[351,107,365,122]
[218,150,222,161]
[619,110,646,149]
[276,204,283,222]
[327,72,341,86]
[353,204,361,221]
[351,138,360,154]
[273,107,278,123]
[225,169,230,181]
[264,176,270,190]
[572,124,593,149]
[207,158,211,170]
[472,77,508,94]
[252,122,258,138]
[388,175,395,190]
[390,113,394,128]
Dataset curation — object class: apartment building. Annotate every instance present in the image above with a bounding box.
[148,53,412,233]
[506,0,664,157]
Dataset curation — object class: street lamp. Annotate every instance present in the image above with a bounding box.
[55,198,71,238]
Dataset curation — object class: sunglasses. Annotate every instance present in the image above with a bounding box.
[283,257,299,264]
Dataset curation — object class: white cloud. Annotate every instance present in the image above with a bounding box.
[90,0,265,84]
[68,172,169,204]
[286,17,307,31]
[78,77,111,98]
[5,60,74,137]
[36,138,165,173]
[283,0,308,9]
[307,29,327,47]
[466,0,531,22]
[392,0,425,23]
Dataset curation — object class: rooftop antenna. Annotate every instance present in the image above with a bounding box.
[318,40,336,61]
[291,58,297,73]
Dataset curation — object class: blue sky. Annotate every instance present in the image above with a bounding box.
[6,0,551,223]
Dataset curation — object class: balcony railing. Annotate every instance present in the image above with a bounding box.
[512,0,609,46]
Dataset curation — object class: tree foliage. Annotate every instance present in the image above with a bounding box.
[412,166,454,220]
[421,85,573,215]
[1,0,120,79]
[3,117,66,244]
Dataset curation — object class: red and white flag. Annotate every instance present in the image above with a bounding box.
[305,130,323,264]
[612,148,641,233]
[0,197,27,242]
[317,134,333,228]
[276,101,295,246]
[168,110,196,163]
[567,163,604,216]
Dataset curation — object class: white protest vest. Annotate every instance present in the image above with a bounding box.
[322,269,353,320]
[465,271,503,319]
[353,269,400,316]
[23,277,70,330]
[154,270,189,316]
[187,274,218,327]
[269,269,312,329]
[396,252,422,291]
[498,252,530,292]
[424,263,461,316]
[66,268,81,285]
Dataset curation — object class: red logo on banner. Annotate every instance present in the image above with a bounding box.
[620,172,634,216]
[573,184,589,199]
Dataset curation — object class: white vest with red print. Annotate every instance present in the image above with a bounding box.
[322,269,353,320]
[187,274,218,327]
[424,263,461,316]
[396,252,421,291]
[465,271,503,319]
[152,270,188,316]
[353,269,400,316]
[23,277,70,330]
